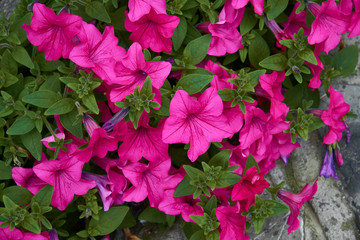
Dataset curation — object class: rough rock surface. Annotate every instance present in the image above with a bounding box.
[1,1,360,239]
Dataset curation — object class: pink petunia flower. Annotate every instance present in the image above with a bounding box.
[128,0,166,22]
[12,166,47,195]
[69,22,126,82]
[307,0,350,53]
[22,3,82,60]
[162,87,233,161]
[108,42,171,102]
[321,86,350,144]
[231,0,264,16]
[231,166,270,210]
[277,179,318,234]
[124,9,179,53]
[33,156,96,211]
[216,204,249,240]
[118,113,169,162]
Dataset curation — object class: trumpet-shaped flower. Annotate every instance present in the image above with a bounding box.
[108,42,171,102]
[33,157,96,210]
[128,0,166,21]
[69,22,126,82]
[125,9,179,53]
[231,0,264,15]
[162,87,233,161]
[321,86,350,144]
[320,150,339,179]
[278,179,318,234]
[22,3,82,60]
[118,113,169,162]
[216,204,249,240]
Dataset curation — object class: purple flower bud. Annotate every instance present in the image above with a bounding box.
[58,5,70,14]
[165,58,175,64]
[82,114,100,137]
[306,109,324,118]
[334,148,344,167]
[280,154,290,165]
[319,150,338,179]
[344,120,351,144]
[265,18,286,41]
[102,107,130,132]
[49,229,59,240]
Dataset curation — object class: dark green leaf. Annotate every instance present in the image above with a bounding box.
[12,46,34,69]
[332,45,359,77]
[284,84,320,109]
[244,154,260,173]
[138,207,167,223]
[253,217,265,234]
[266,200,289,216]
[2,195,18,209]
[215,172,241,188]
[177,74,213,94]
[259,54,288,71]
[85,1,111,23]
[88,206,129,236]
[21,129,42,160]
[1,50,17,75]
[82,94,99,114]
[45,98,75,115]
[22,216,41,234]
[298,48,317,65]
[31,185,53,207]
[0,161,12,180]
[183,165,206,180]
[308,116,325,132]
[267,0,289,20]
[59,109,83,139]
[173,16,188,51]
[189,230,206,240]
[204,195,217,214]
[22,90,58,108]
[174,175,197,197]
[6,116,35,135]
[240,8,257,35]
[3,186,32,205]
[208,149,231,169]
[248,30,270,69]
[3,73,18,87]
[183,34,212,65]
[217,88,236,101]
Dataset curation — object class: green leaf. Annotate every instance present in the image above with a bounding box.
[177,74,213,94]
[6,116,35,135]
[82,94,99,114]
[174,175,197,197]
[2,195,18,209]
[259,54,288,71]
[244,154,260,173]
[140,76,152,96]
[31,185,53,208]
[240,8,257,35]
[208,149,231,169]
[266,200,289,216]
[22,90,58,108]
[3,186,32,205]
[88,206,129,236]
[0,161,12,180]
[332,45,359,77]
[308,116,325,132]
[138,207,167,223]
[85,1,111,23]
[215,172,241,188]
[248,30,270,69]
[21,129,42,160]
[266,0,289,20]
[11,46,34,69]
[59,109,83,139]
[2,73,18,87]
[284,84,320,109]
[1,50,17,75]
[22,216,41,234]
[173,16,188,51]
[190,230,206,240]
[217,88,236,101]
[183,165,206,180]
[206,230,220,240]
[253,217,265,234]
[204,195,217,214]
[298,48,317,65]
[45,98,75,115]
[183,34,212,65]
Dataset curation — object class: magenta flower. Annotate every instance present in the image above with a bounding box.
[307,0,350,53]
[204,60,237,90]
[278,179,318,234]
[33,157,96,210]
[162,87,233,161]
[231,167,270,209]
[320,150,339,179]
[282,2,310,37]
[259,71,285,101]
[125,9,179,53]
[128,0,166,21]
[118,113,169,162]
[122,159,176,207]
[216,205,249,240]
[231,0,264,15]
[69,22,126,82]
[12,166,47,195]
[321,86,350,144]
[82,173,125,211]
[108,42,171,102]
[22,3,82,60]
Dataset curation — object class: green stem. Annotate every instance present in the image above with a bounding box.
[42,116,58,140]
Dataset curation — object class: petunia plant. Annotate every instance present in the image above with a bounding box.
[0,0,358,239]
